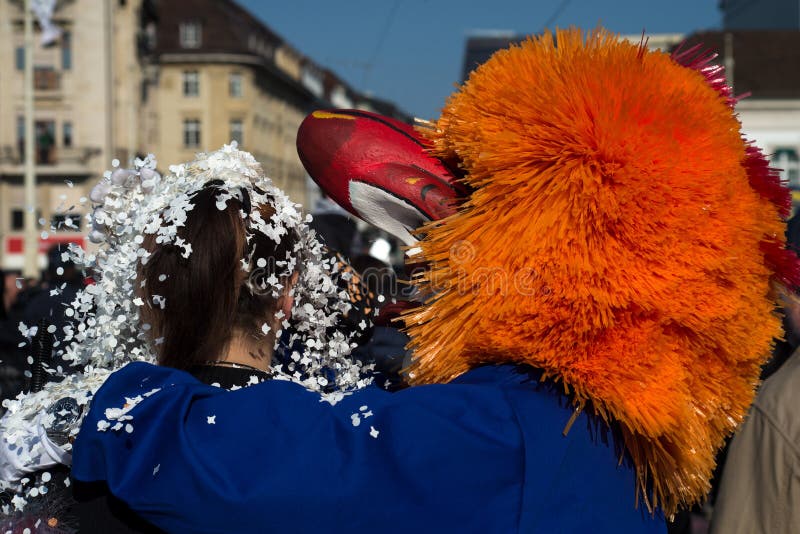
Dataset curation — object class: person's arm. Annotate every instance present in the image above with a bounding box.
[71,361,525,533]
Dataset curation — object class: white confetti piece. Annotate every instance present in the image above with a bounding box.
[153,464,160,476]
[41,472,51,483]
[350,414,361,427]
[369,426,379,438]
[207,415,216,424]
[125,424,134,433]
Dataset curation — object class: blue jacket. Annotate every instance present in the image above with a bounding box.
[71,362,665,533]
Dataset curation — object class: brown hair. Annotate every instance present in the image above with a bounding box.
[139,184,297,370]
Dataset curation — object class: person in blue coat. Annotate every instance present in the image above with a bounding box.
[72,361,663,533]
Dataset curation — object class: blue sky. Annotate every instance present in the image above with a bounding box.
[239,0,721,119]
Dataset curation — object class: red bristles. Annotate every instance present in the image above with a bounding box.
[743,144,792,218]
[762,239,800,290]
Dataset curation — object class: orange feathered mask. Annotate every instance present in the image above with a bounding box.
[298,28,799,515]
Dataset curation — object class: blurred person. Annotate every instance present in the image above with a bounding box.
[350,254,409,389]
[309,193,358,257]
[26,246,84,316]
[709,216,800,534]
[3,30,798,533]
[0,270,26,401]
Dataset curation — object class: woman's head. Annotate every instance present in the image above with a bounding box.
[139,183,298,370]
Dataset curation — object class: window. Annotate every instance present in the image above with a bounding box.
[183,119,201,148]
[179,21,202,49]
[34,67,59,90]
[62,32,72,70]
[52,213,82,231]
[230,119,243,146]
[772,148,800,190]
[11,210,24,231]
[182,70,199,97]
[229,72,243,98]
[63,121,73,147]
[15,47,24,70]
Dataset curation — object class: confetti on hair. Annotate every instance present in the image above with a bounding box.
[0,143,372,506]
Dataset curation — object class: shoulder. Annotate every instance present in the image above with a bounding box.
[751,349,800,449]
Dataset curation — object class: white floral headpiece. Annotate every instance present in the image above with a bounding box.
[1,144,371,505]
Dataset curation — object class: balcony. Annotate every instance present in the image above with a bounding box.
[0,145,101,178]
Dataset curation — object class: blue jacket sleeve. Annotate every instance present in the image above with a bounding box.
[71,362,665,534]
[71,362,526,533]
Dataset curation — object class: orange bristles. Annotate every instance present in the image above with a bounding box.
[405,28,790,515]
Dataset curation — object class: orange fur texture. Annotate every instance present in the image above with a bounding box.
[405,28,786,514]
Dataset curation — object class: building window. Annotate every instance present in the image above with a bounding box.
[52,213,82,231]
[182,70,199,97]
[772,148,800,189]
[63,121,73,147]
[34,67,59,90]
[62,31,72,70]
[15,47,24,70]
[11,210,24,231]
[230,119,243,146]
[179,21,202,49]
[183,119,201,148]
[229,72,243,98]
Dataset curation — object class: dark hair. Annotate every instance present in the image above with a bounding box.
[139,185,298,370]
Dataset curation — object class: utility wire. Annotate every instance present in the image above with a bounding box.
[540,0,573,32]
[362,0,402,89]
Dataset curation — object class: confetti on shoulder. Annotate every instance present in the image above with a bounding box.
[207,415,216,424]
[153,464,160,476]
[369,426,379,438]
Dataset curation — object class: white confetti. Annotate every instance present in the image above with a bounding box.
[207,415,216,425]
[350,414,361,427]
[369,426,379,438]
[153,464,160,476]
[41,472,51,483]
[125,424,134,433]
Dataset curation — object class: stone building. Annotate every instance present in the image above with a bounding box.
[0,0,411,270]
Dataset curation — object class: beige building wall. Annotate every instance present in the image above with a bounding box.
[0,0,147,270]
[149,62,310,205]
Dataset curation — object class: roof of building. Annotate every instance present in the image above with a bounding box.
[462,30,800,99]
[674,30,800,99]
[153,0,413,116]
[461,36,523,82]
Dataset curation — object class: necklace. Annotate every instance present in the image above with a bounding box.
[207,360,271,375]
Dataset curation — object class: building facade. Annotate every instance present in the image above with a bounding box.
[0,0,154,270]
[0,0,411,271]
[678,31,800,208]
[720,0,800,30]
